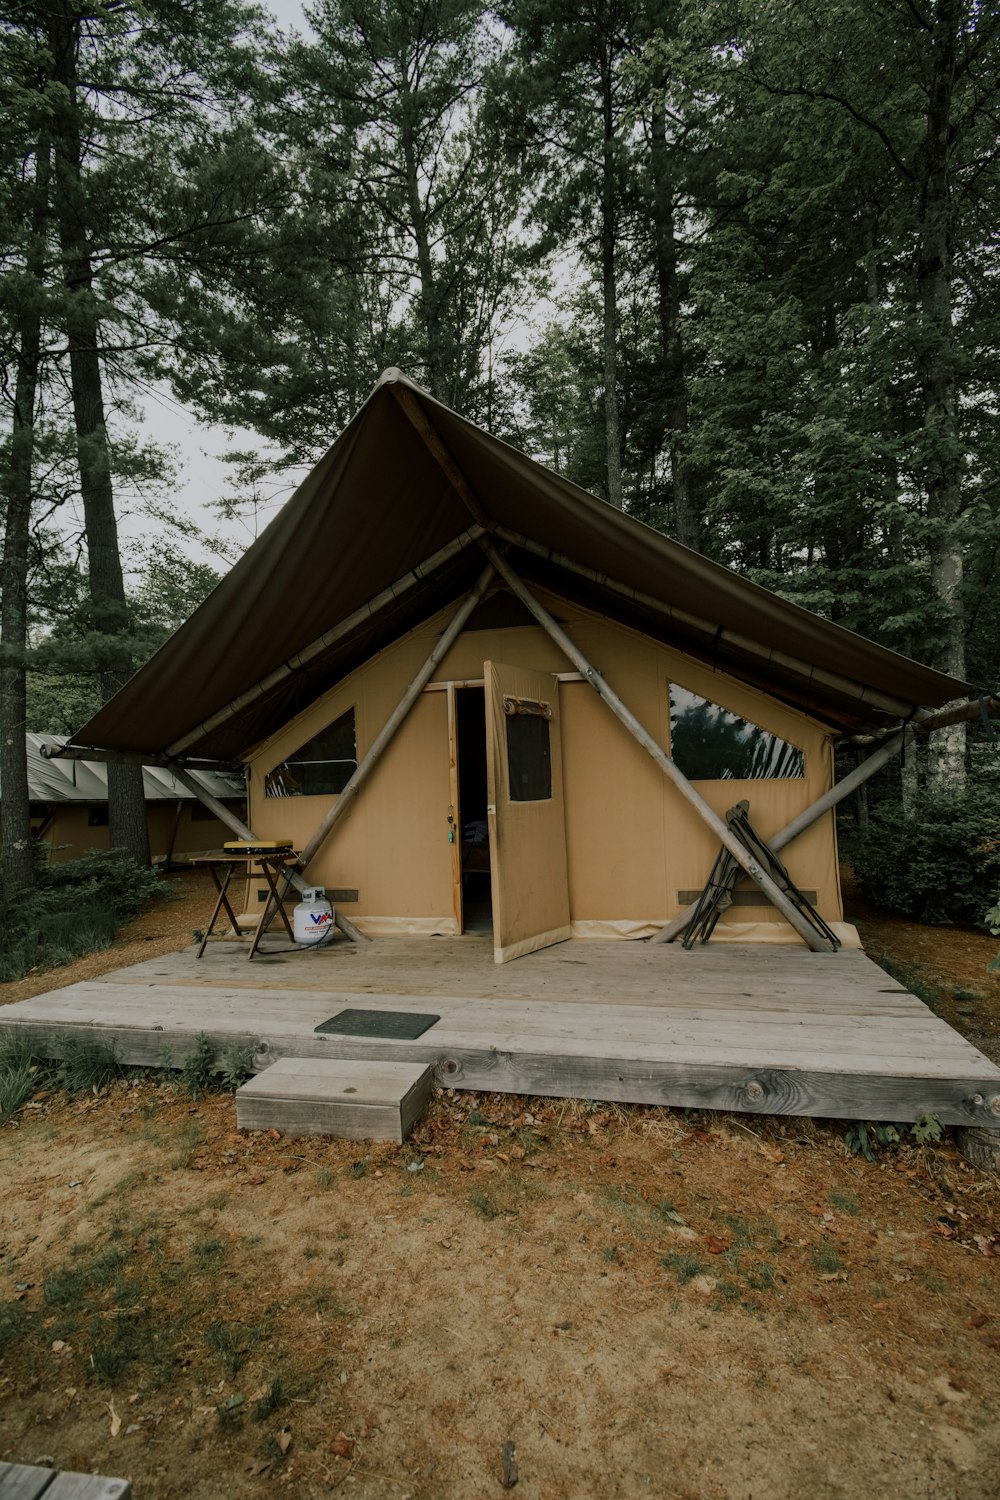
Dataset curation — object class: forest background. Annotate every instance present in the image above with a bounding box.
[2,0,999,896]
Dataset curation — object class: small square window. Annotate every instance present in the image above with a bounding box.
[505,712,552,801]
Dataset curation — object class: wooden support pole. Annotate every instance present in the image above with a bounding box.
[294,561,496,878]
[165,525,485,757]
[170,766,369,944]
[850,694,999,745]
[651,728,915,943]
[490,525,917,724]
[391,386,492,529]
[477,544,831,953]
[654,690,999,943]
[47,744,230,772]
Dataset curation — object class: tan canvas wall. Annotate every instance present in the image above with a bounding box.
[33,803,239,864]
[245,587,842,937]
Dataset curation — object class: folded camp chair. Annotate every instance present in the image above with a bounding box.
[681,799,841,952]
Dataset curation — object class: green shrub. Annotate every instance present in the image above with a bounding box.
[0,1030,43,1123]
[55,1033,123,1093]
[181,1032,218,1099]
[0,849,164,983]
[848,791,1000,927]
[36,849,163,921]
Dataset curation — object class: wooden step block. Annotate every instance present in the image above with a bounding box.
[236,1057,434,1143]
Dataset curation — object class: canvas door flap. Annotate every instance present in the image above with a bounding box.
[485,661,572,963]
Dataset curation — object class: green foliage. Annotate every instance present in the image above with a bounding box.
[0,1030,48,1124]
[220,1042,255,1090]
[845,1115,943,1160]
[844,1122,898,1162]
[660,1251,706,1283]
[0,849,164,983]
[181,1033,218,1100]
[54,1033,123,1094]
[987,891,1000,975]
[911,1113,944,1146]
[253,1376,287,1422]
[848,792,1000,927]
[1,1027,126,1116]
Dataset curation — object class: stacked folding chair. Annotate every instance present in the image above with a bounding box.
[681,799,841,952]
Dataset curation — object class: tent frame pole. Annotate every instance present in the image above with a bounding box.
[490,526,913,723]
[293,560,497,880]
[169,766,369,944]
[165,525,485,758]
[478,545,830,953]
[655,692,1000,942]
[651,730,912,942]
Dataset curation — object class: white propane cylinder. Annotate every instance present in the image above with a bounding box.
[292,889,335,946]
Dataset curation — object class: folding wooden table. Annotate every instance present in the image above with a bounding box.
[192,851,299,961]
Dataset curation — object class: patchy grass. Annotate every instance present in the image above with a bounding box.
[1,1084,999,1499]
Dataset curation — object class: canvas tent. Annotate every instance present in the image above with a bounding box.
[6,734,245,865]
[63,369,967,957]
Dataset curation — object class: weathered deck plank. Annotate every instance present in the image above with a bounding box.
[3,939,998,1127]
[7,984,981,1067]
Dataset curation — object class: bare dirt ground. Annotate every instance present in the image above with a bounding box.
[1,871,999,1499]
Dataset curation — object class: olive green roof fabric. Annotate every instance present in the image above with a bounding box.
[69,369,967,763]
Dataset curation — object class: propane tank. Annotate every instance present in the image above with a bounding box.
[293,888,335,946]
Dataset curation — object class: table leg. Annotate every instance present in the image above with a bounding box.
[248,861,295,960]
[197,865,240,959]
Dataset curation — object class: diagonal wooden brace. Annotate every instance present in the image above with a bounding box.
[651,727,912,943]
[477,543,832,953]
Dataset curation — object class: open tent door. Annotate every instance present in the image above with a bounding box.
[485,661,572,963]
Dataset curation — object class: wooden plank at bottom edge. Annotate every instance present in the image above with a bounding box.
[4,1019,997,1127]
[0,1462,57,1500]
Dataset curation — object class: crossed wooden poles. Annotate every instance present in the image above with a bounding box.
[49,387,998,950]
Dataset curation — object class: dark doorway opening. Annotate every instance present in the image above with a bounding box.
[456,687,491,934]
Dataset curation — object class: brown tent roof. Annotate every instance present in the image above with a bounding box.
[69,369,967,763]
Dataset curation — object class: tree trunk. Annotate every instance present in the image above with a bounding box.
[917,0,966,791]
[399,70,446,403]
[1,141,50,900]
[649,101,698,548]
[901,728,919,815]
[600,53,623,511]
[46,3,150,866]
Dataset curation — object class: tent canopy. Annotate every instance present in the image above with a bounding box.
[68,370,968,764]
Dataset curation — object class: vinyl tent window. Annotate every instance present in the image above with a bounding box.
[504,695,552,801]
[264,708,357,797]
[668,684,804,780]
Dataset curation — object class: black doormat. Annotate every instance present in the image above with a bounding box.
[315,1008,440,1040]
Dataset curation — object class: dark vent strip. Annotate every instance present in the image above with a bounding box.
[315,1009,440,1040]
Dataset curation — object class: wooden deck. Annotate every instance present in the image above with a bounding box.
[2,936,999,1126]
